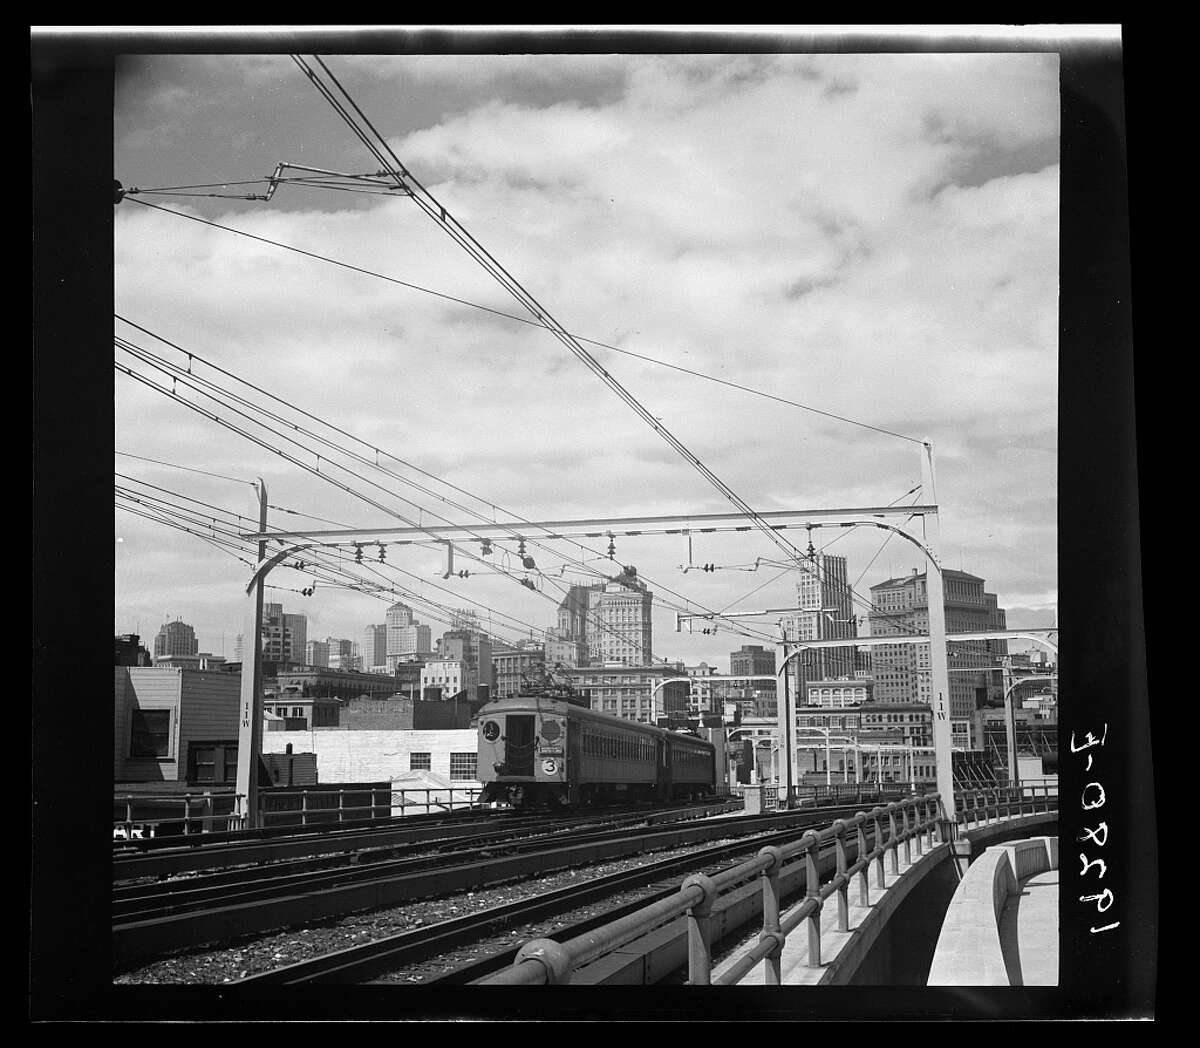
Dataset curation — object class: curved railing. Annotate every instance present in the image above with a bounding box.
[481,794,944,985]
[927,836,1058,985]
[954,783,1058,829]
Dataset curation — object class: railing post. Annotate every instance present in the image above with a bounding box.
[682,873,718,985]
[301,789,308,827]
[927,798,937,849]
[759,846,785,985]
[183,794,192,835]
[802,831,823,967]
[887,803,899,875]
[871,807,886,888]
[124,796,134,840]
[911,800,923,856]
[855,813,870,907]
[832,820,850,931]
[338,789,345,824]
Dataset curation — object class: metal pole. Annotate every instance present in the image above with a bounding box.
[235,478,268,830]
[921,443,955,823]
[778,627,795,807]
[825,729,831,787]
[1002,656,1019,788]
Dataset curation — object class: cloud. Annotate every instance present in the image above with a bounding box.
[115,53,1059,665]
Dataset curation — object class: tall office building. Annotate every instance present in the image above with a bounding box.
[154,619,199,659]
[729,644,778,719]
[868,569,1008,725]
[361,624,388,671]
[385,602,432,668]
[439,628,493,697]
[235,602,307,665]
[305,639,330,667]
[284,613,307,665]
[779,554,857,699]
[590,580,654,666]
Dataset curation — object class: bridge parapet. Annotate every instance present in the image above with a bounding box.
[928,835,1058,986]
[482,794,944,985]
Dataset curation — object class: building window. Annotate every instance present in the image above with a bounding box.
[130,708,172,758]
[410,752,432,771]
[449,752,477,780]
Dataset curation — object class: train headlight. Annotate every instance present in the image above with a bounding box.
[540,720,561,741]
[541,758,557,775]
[483,720,500,741]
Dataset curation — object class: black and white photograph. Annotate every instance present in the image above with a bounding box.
[31,25,1152,1021]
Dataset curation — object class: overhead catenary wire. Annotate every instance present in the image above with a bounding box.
[115,449,255,486]
[115,489,536,644]
[121,198,923,447]
[115,319,783,645]
[273,56,892,573]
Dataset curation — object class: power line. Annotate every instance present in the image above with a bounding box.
[115,449,255,486]
[115,319,782,645]
[122,197,923,446]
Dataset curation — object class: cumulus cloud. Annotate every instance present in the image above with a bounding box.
[115,53,1059,662]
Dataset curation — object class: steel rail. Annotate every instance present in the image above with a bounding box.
[113,792,911,967]
[233,811,861,985]
[113,802,733,920]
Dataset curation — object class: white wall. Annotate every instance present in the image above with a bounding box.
[261,728,479,784]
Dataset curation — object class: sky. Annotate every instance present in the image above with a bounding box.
[113,45,1060,671]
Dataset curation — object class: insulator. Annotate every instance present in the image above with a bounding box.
[354,545,363,563]
[378,543,386,562]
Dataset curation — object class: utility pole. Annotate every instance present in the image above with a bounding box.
[921,443,956,824]
[1001,655,1018,787]
[777,624,795,808]
[235,479,268,829]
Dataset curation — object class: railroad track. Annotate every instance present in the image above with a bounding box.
[113,798,728,882]
[234,806,874,985]
[113,801,732,921]
[113,799,750,965]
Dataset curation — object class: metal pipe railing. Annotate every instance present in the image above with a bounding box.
[114,785,491,837]
[112,792,244,838]
[483,793,941,986]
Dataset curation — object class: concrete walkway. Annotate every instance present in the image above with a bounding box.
[1006,869,1059,985]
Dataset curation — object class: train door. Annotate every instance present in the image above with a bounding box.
[505,715,536,776]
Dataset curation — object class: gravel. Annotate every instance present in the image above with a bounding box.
[114,836,756,985]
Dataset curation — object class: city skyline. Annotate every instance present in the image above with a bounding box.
[114,49,1059,670]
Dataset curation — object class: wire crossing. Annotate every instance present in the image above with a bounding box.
[294,53,816,571]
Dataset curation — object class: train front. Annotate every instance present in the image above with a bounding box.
[477,697,569,807]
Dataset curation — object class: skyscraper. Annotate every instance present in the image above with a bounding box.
[779,554,857,699]
[361,623,388,671]
[154,618,198,659]
[554,570,653,667]
[868,568,1008,722]
[590,580,654,666]
[235,602,306,665]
